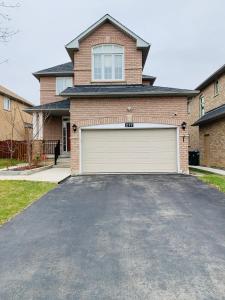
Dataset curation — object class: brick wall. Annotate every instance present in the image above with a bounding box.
[43,116,62,141]
[40,77,66,105]
[74,22,143,85]
[199,117,225,168]
[187,97,200,150]
[0,95,32,141]
[188,73,225,151]
[70,97,189,174]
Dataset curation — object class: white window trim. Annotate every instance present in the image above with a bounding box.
[56,77,73,95]
[199,95,205,117]
[91,44,125,82]
[3,97,11,111]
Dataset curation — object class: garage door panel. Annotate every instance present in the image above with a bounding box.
[82,128,177,173]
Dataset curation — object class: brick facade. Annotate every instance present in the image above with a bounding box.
[188,73,225,151]
[43,116,62,141]
[187,97,200,150]
[199,117,225,167]
[74,22,142,85]
[35,17,191,174]
[40,77,67,105]
[70,97,189,174]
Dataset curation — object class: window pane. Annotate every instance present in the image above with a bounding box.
[104,55,112,79]
[65,77,73,87]
[4,97,10,110]
[214,80,219,95]
[113,45,123,53]
[200,96,205,117]
[114,55,123,80]
[56,77,73,94]
[102,45,112,53]
[94,54,102,80]
[93,45,102,53]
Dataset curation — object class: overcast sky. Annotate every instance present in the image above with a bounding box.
[0,0,225,105]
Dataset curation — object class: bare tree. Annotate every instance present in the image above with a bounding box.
[1,105,51,167]
[0,1,20,63]
[0,101,27,161]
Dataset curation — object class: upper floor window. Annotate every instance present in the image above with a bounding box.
[3,97,11,111]
[214,80,219,96]
[92,44,124,81]
[56,77,73,95]
[199,95,205,117]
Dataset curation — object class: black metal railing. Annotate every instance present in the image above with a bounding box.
[54,140,60,165]
[43,140,59,155]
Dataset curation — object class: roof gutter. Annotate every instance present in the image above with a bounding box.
[192,113,225,126]
[33,71,73,80]
[61,90,200,98]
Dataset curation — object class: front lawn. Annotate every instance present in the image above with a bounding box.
[0,159,24,169]
[190,167,225,193]
[0,181,56,225]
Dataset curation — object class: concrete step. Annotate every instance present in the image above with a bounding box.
[53,157,70,168]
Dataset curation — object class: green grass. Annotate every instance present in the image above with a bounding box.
[0,159,25,169]
[0,181,56,225]
[189,167,214,176]
[190,167,225,193]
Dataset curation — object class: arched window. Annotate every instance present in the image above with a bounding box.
[92,44,124,81]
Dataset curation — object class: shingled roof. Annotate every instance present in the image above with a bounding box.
[33,62,73,79]
[61,84,199,98]
[193,103,225,126]
[25,99,70,113]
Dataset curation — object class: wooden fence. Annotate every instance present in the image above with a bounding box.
[0,140,28,161]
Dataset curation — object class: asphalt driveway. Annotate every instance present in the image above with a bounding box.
[1,175,225,299]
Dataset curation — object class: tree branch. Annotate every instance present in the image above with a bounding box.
[0,1,20,8]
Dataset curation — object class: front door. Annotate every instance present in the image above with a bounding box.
[62,118,70,153]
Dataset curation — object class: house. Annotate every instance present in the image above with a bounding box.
[27,14,198,175]
[189,64,225,167]
[0,85,33,141]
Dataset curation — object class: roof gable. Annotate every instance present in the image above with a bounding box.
[196,64,225,90]
[0,85,33,107]
[65,14,150,66]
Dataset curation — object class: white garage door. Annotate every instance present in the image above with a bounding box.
[81,128,178,173]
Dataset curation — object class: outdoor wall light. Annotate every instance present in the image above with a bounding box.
[72,124,77,132]
[181,122,187,130]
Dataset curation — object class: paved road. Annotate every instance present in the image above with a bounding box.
[1,175,225,299]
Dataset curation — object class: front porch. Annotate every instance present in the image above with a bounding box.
[26,99,71,166]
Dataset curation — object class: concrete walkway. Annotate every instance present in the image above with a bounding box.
[190,165,225,176]
[0,167,70,183]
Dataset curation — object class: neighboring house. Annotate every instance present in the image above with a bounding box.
[189,65,225,167]
[27,14,197,175]
[0,85,33,141]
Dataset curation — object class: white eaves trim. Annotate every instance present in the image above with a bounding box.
[66,14,150,50]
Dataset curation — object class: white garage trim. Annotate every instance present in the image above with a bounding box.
[81,123,177,130]
[79,123,180,174]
